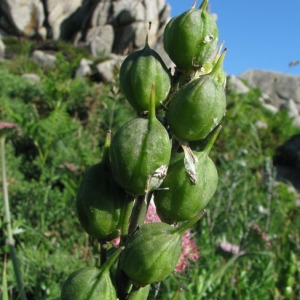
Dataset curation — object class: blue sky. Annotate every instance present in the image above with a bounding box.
[166,0,300,76]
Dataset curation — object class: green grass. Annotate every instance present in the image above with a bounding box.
[0,42,299,299]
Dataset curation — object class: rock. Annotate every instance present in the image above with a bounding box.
[261,103,279,114]
[91,0,112,27]
[239,69,300,110]
[275,134,300,170]
[0,36,5,57]
[0,0,171,61]
[30,50,56,67]
[226,75,250,94]
[275,164,300,192]
[255,120,268,129]
[96,55,125,82]
[0,0,44,38]
[86,25,114,57]
[21,73,41,83]
[75,58,93,78]
[46,0,83,40]
[239,69,300,127]
[280,99,300,127]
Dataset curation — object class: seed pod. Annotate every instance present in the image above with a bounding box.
[120,24,171,112]
[110,85,171,195]
[120,212,205,286]
[167,51,226,141]
[76,132,127,242]
[163,0,218,72]
[154,127,220,224]
[61,247,123,300]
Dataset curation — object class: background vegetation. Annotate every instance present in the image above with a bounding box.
[0,38,299,299]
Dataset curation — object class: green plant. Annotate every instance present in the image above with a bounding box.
[0,1,299,299]
[63,0,228,299]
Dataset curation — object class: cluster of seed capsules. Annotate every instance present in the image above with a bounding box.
[61,0,227,299]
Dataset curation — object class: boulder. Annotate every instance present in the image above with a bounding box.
[239,69,300,109]
[96,54,125,82]
[0,36,5,57]
[30,50,56,67]
[46,0,83,40]
[280,99,300,127]
[0,0,171,58]
[0,0,44,37]
[21,73,41,83]
[275,134,300,169]
[86,25,114,57]
[239,70,300,126]
[226,75,250,94]
[275,134,300,191]
[75,58,93,78]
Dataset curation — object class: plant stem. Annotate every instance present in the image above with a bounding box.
[128,192,152,236]
[119,197,134,245]
[1,137,13,245]
[116,192,152,299]
[1,137,27,300]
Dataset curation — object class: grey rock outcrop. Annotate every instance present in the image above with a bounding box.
[0,36,5,57]
[239,69,300,108]
[0,0,171,57]
[226,75,250,94]
[239,69,300,126]
[0,0,44,37]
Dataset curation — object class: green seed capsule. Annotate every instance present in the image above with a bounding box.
[76,132,127,242]
[120,26,171,112]
[167,52,226,141]
[154,127,220,224]
[61,247,123,300]
[120,212,204,286]
[110,85,171,195]
[163,0,218,72]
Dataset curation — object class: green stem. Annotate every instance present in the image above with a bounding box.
[100,242,107,266]
[102,130,112,166]
[203,125,222,156]
[128,192,152,236]
[1,137,27,300]
[117,192,151,299]
[176,210,207,236]
[119,197,134,245]
[101,246,124,274]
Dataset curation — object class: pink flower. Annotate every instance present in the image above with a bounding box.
[175,229,200,273]
[0,122,21,136]
[144,201,162,223]
[111,236,120,247]
[63,162,78,173]
[250,222,272,248]
[218,241,241,255]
